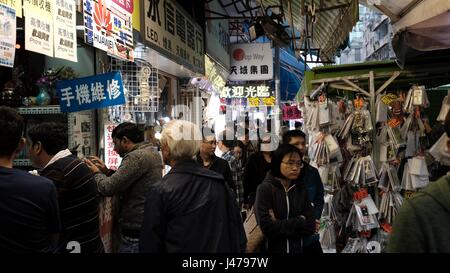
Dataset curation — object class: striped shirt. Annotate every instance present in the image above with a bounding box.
[40,154,104,253]
[222,150,244,208]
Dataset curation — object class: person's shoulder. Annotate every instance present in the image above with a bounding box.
[15,170,55,189]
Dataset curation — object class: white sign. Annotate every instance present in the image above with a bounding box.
[0,4,16,67]
[205,1,229,69]
[0,0,21,17]
[229,43,273,81]
[104,124,122,170]
[54,0,77,62]
[24,0,54,57]
[143,0,204,73]
[83,0,134,61]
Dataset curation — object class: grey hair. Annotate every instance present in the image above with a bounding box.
[161,120,202,160]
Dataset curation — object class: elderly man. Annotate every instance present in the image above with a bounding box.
[139,120,246,253]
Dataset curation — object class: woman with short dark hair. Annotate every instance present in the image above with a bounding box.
[255,144,315,253]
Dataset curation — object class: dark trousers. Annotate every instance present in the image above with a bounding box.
[303,240,323,253]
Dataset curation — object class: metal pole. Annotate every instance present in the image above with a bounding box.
[274,43,281,137]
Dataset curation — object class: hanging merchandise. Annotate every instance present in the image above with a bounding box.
[376,94,388,123]
[436,90,450,122]
[343,156,378,186]
[319,165,342,192]
[318,95,330,126]
[377,163,403,227]
[310,133,343,167]
[345,191,379,232]
[403,85,429,113]
[401,156,430,190]
[429,133,450,165]
[319,194,337,252]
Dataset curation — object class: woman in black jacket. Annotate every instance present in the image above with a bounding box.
[255,144,315,253]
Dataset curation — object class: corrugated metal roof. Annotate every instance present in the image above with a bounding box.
[260,0,359,62]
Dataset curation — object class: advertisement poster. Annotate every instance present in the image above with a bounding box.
[83,0,134,61]
[0,0,21,17]
[0,3,16,68]
[229,43,273,81]
[24,0,54,57]
[54,0,77,62]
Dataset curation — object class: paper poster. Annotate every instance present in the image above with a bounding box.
[24,0,54,57]
[0,3,16,67]
[0,0,21,17]
[54,0,77,62]
[104,123,122,170]
[83,0,134,61]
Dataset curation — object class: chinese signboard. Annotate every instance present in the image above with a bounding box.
[83,0,134,61]
[54,0,77,62]
[0,4,15,67]
[229,43,273,81]
[112,0,133,13]
[205,55,227,93]
[205,0,229,69]
[219,84,272,99]
[282,105,301,120]
[24,0,54,57]
[56,71,126,112]
[142,0,204,73]
[0,0,21,17]
[104,123,122,170]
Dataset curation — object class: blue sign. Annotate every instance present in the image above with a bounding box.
[56,72,126,113]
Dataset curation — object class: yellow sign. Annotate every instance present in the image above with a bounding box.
[0,0,22,17]
[132,0,140,31]
[381,94,398,106]
[262,96,276,106]
[248,98,260,107]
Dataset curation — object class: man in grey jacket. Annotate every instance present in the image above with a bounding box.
[85,122,162,253]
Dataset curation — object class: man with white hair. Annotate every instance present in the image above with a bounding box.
[139,120,246,253]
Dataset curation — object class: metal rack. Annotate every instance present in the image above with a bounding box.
[16,105,62,115]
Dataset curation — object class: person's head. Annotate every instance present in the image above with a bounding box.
[259,133,278,153]
[294,121,302,130]
[200,128,216,158]
[282,130,307,156]
[445,111,450,152]
[112,122,144,157]
[160,120,201,166]
[271,144,303,181]
[217,130,235,153]
[27,122,68,168]
[237,128,250,145]
[0,106,25,161]
[233,140,245,159]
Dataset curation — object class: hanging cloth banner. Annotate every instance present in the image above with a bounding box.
[56,71,126,112]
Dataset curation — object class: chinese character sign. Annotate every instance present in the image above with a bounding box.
[0,0,22,17]
[143,0,204,73]
[219,84,272,99]
[56,71,126,112]
[54,0,77,62]
[104,124,122,170]
[83,0,134,61]
[0,4,16,68]
[24,0,54,57]
[229,43,273,81]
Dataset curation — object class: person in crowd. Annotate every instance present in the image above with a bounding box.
[139,120,246,253]
[243,135,275,208]
[0,107,60,252]
[387,112,450,253]
[283,130,324,253]
[27,122,104,253]
[255,144,315,253]
[84,122,162,253]
[233,140,245,162]
[196,129,235,192]
[237,128,258,167]
[217,130,244,209]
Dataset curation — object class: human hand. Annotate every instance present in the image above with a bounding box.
[83,158,100,174]
[86,156,109,174]
[268,209,276,221]
[315,219,320,232]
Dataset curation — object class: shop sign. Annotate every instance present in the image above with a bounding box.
[56,71,126,112]
[142,0,204,73]
[205,55,227,92]
[112,0,133,13]
[24,0,54,57]
[54,0,77,62]
[0,3,16,68]
[104,123,122,170]
[229,43,273,81]
[83,0,134,61]
[0,0,21,17]
[205,0,229,69]
[219,84,272,99]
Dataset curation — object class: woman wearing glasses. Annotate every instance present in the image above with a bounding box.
[255,144,315,253]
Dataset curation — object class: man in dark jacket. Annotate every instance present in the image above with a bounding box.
[283,130,324,253]
[139,120,246,253]
[196,129,235,192]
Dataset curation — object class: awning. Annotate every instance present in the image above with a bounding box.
[260,0,359,62]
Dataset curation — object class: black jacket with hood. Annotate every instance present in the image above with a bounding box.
[139,159,246,253]
[255,172,315,253]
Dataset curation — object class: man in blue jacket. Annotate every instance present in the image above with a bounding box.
[283,130,324,253]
